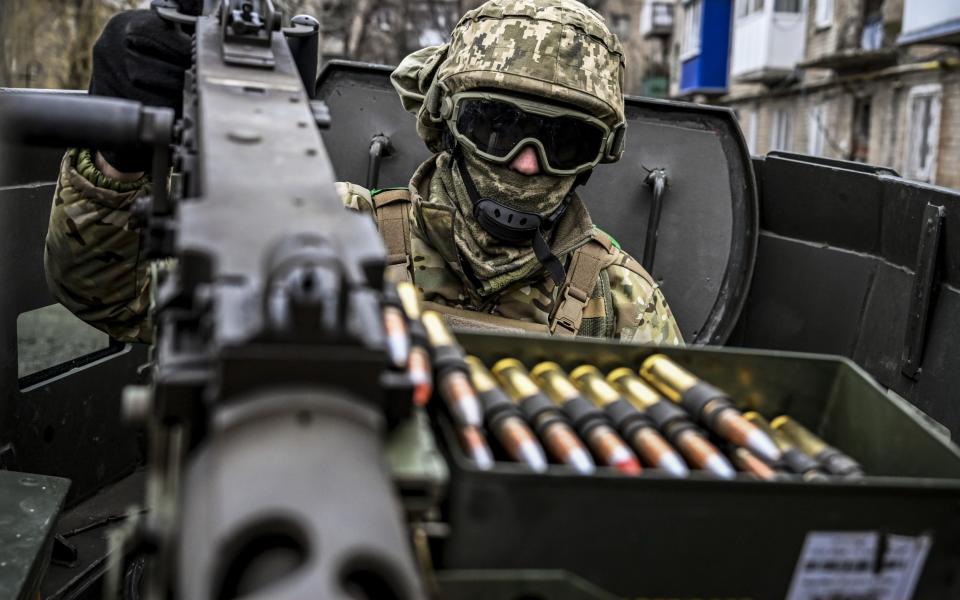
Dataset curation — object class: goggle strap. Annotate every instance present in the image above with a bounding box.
[453,146,483,212]
[533,230,567,287]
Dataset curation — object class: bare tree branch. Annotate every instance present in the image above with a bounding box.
[347,0,374,59]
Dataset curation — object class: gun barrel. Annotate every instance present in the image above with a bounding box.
[0,92,171,150]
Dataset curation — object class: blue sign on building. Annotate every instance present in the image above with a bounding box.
[679,0,733,96]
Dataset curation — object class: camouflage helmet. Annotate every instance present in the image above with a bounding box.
[392,0,626,156]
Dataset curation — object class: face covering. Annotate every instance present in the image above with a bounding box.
[428,149,577,294]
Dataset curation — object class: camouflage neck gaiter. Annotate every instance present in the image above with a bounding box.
[431,150,577,295]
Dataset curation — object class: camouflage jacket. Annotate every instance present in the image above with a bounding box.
[45,149,683,345]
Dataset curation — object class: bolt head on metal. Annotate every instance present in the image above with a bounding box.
[228,128,261,144]
[291,14,319,29]
[122,385,153,423]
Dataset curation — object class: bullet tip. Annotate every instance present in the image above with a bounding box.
[520,441,549,473]
[412,383,432,407]
[473,451,494,471]
[747,430,783,464]
[614,457,643,476]
[570,448,596,475]
[706,454,737,480]
[657,453,690,478]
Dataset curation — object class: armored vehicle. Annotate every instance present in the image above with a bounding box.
[1,3,959,599]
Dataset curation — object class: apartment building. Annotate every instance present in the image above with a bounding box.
[574,0,674,98]
[669,0,960,189]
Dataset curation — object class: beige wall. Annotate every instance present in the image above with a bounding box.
[804,0,856,63]
[589,0,672,97]
[727,66,958,189]
[936,71,960,190]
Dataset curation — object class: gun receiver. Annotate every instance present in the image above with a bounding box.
[2,1,425,598]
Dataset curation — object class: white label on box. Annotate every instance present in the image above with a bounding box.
[786,531,932,600]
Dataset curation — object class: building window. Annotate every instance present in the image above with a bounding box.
[861,0,884,50]
[774,0,802,13]
[652,2,674,28]
[807,104,826,156]
[815,0,833,28]
[682,0,703,58]
[904,84,942,183]
[736,0,765,19]
[610,13,631,40]
[771,108,792,151]
[850,97,872,163]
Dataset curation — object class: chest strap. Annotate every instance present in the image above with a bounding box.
[373,188,413,283]
[549,232,617,337]
[421,301,551,335]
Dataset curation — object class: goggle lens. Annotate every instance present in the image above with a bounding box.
[455,98,606,172]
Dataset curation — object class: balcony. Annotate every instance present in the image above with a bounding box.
[640,1,675,38]
[898,0,960,46]
[799,10,897,73]
[678,0,733,96]
[730,0,806,84]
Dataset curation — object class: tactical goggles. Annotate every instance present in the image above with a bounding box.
[441,91,625,176]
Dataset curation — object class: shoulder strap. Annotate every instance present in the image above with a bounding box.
[548,230,618,337]
[373,188,413,283]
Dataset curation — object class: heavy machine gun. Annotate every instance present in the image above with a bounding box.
[2,1,426,598]
[5,1,960,599]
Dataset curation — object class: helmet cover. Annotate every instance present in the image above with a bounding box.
[392,0,626,153]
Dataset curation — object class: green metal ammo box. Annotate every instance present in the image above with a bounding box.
[431,332,960,600]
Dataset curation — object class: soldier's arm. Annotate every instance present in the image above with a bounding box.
[605,261,684,346]
[44,149,154,343]
[45,151,370,344]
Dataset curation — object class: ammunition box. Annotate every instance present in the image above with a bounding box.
[432,332,960,599]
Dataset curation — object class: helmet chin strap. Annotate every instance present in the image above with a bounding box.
[452,145,590,287]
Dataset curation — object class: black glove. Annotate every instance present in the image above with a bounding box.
[89,9,193,173]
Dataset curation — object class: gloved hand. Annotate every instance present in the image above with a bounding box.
[89,8,194,173]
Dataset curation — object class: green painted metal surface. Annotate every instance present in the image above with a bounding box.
[0,470,70,600]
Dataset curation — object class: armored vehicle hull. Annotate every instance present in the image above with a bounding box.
[1,60,959,599]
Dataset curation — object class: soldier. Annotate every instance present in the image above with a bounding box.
[44,0,684,345]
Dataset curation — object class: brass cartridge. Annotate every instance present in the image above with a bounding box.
[382,304,409,369]
[421,311,482,427]
[465,356,547,473]
[492,359,595,474]
[729,447,780,481]
[421,310,455,348]
[532,362,641,476]
[396,281,423,321]
[772,416,864,478]
[457,425,493,471]
[639,355,782,464]
[572,365,687,478]
[744,412,828,481]
[608,368,735,479]
[407,346,432,407]
[394,282,430,405]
